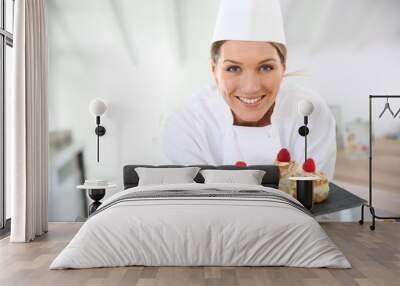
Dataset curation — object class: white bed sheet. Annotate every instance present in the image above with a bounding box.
[50,183,351,269]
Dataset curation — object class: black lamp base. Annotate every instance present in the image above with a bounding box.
[88,189,106,215]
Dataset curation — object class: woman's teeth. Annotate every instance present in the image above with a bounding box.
[237,96,264,105]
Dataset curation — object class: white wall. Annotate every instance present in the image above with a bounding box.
[47,0,400,197]
[286,44,400,137]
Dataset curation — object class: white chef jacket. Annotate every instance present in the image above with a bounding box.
[161,80,337,180]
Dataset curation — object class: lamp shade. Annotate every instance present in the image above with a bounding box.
[89,98,107,116]
[297,99,314,116]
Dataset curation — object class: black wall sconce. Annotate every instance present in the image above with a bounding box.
[89,98,107,162]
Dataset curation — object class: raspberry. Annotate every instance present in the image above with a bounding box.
[303,158,316,173]
[235,161,247,167]
[277,148,291,162]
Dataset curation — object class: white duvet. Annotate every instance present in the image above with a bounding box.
[50,183,351,269]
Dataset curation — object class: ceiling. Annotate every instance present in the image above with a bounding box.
[47,0,400,66]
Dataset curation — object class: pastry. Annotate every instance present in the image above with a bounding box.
[274,149,330,203]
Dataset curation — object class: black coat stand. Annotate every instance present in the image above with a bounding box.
[359,95,400,230]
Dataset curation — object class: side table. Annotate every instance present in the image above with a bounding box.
[77,184,116,215]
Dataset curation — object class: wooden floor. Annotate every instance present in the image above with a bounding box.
[0,222,399,286]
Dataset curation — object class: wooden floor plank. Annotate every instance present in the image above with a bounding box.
[0,222,399,286]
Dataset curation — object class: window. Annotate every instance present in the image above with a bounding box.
[1,0,14,231]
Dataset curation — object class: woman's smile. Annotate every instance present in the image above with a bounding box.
[235,95,266,107]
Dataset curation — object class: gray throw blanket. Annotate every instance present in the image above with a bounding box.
[91,188,310,217]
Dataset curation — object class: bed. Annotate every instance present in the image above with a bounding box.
[50,165,351,269]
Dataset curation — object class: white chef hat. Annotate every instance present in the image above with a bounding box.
[212,0,286,48]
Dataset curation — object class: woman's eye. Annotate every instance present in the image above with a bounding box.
[226,66,241,73]
[259,64,273,72]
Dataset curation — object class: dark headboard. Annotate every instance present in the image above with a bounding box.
[123,165,280,190]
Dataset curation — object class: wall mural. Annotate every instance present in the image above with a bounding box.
[46,0,400,221]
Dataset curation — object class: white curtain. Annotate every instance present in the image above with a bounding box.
[9,0,49,242]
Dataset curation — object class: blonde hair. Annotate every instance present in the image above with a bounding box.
[210,41,306,77]
[210,40,287,65]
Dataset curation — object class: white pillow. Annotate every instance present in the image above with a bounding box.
[135,167,200,186]
[200,169,266,185]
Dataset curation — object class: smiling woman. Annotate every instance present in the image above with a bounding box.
[161,0,337,180]
[211,40,286,127]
